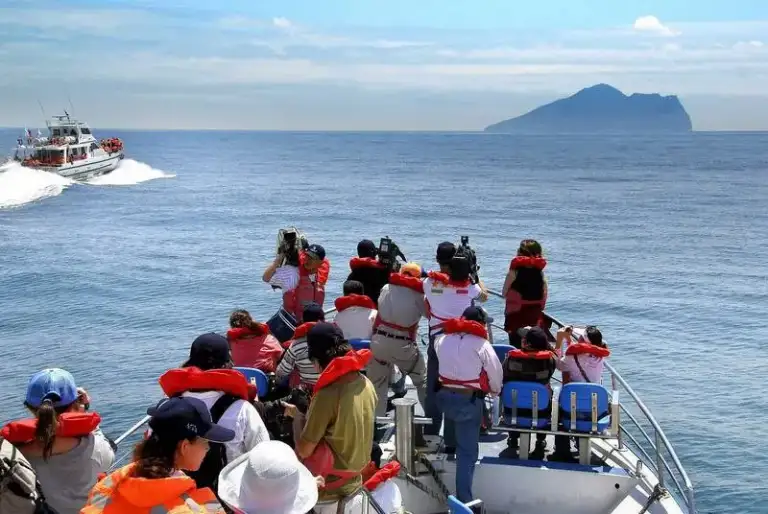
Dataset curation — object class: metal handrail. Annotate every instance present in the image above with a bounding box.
[485,288,695,514]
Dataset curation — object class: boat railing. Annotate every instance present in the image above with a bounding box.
[485,288,695,514]
[108,292,695,513]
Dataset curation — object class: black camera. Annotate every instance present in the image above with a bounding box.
[456,235,479,283]
[378,236,406,271]
[277,228,307,267]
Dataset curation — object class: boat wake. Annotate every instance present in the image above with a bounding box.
[0,159,174,209]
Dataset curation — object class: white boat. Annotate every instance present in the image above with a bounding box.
[110,290,696,514]
[9,113,124,181]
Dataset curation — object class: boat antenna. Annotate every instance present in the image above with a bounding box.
[36,99,47,120]
[67,94,75,119]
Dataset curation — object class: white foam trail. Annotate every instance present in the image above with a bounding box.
[87,159,175,186]
[0,162,72,209]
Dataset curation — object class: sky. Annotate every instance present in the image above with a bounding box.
[1,0,768,130]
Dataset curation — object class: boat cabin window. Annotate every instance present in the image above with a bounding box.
[90,143,98,151]
[52,128,61,136]
[80,127,91,134]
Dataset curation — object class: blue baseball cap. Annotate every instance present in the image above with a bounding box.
[25,368,78,409]
[148,396,235,443]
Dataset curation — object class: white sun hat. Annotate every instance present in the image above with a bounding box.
[218,440,319,514]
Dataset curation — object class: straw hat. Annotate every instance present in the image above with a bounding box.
[218,440,318,514]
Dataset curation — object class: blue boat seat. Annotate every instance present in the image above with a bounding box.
[234,367,269,400]
[559,383,611,433]
[448,495,483,514]
[492,344,514,363]
[348,338,371,351]
[500,381,551,429]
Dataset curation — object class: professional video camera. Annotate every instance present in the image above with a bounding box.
[378,236,407,271]
[276,227,308,267]
[456,235,480,284]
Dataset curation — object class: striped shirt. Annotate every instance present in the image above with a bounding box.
[276,337,320,385]
[269,265,300,292]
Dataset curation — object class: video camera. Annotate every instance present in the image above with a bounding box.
[456,235,480,284]
[378,236,406,271]
[276,227,308,267]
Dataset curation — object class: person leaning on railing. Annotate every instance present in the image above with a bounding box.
[501,239,548,348]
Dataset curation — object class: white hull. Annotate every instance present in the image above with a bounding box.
[35,153,123,181]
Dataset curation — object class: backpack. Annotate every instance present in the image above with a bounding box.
[0,437,58,514]
[184,394,239,491]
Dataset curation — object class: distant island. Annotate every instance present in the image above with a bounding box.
[484,84,692,134]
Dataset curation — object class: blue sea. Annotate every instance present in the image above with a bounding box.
[1,130,766,513]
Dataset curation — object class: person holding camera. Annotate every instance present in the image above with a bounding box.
[346,239,391,305]
[263,243,330,323]
[422,243,488,436]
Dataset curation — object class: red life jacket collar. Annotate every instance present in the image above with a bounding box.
[227,324,269,340]
[364,461,401,492]
[335,294,376,312]
[506,348,554,360]
[388,272,424,294]
[299,252,330,285]
[293,321,318,340]
[566,343,611,358]
[159,367,252,401]
[510,256,547,271]
[313,350,372,394]
[427,271,471,288]
[442,318,488,339]
[349,257,386,270]
[1,412,102,445]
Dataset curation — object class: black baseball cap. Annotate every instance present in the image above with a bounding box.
[302,302,325,322]
[306,244,326,261]
[357,239,377,258]
[147,396,235,443]
[306,322,346,361]
[184,333,231,369]
[517,326,549,350]
[436,242,456,264]
[462,306,487,324]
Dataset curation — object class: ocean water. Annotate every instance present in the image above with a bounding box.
[1,130,766,512]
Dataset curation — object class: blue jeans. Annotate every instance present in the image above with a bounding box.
[424,337,442,436]
[436,389,482,503]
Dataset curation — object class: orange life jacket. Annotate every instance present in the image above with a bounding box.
[81,463,222,514]
[504,256,547,326]
[437,319,492,393]
[283,253,330,322]
[565,342,611,358]
[1,412,102,444]
[226,325,283,373]
[158,367,256,402]
[372,272,424,339]
[349,257,386,270]
[334,294,376,312]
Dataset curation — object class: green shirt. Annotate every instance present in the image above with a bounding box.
[301,372,377,500]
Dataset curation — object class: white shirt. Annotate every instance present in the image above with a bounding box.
[182,391,270,462]
[556,348,605,384]
[434,332,503,395]
[423,277,482,329]
[269,265,299,292]
[333,306,377,340]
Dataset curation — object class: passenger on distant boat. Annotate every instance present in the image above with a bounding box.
[551,325,611,462]
[333,280,378,341]
[276,303,326,387]
[227,309,283,373]
[434,307,503,503]
[502,239,548,348]
[296,323,376,513]
[369,262,428,417]
[346,239,389,305]
[218,440,321,514]
[157,333,269,490]
[500,326,557,459]
[423,243,487,436]
[81,397,233,514]
[1,368,114,514]
[263,243,330,323]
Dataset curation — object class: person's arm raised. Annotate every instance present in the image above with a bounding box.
[262,254,283,283]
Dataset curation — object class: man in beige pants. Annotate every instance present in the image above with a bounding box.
[368,263,428,417]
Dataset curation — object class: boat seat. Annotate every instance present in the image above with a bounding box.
[447,495,484,514]
[348,338,371,351]
[492,344,514,363]
[559,383,611,433]
[234,367,270,400]
[500,381,551,430]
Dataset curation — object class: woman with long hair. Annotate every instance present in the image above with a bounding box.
[227,309,284,373]
[502,239,548,348]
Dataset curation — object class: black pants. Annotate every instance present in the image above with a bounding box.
[509,431,546,445]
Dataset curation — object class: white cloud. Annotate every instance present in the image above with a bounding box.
[272,17,294,30]
[733,40,764,50]
[633,16,680,37]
